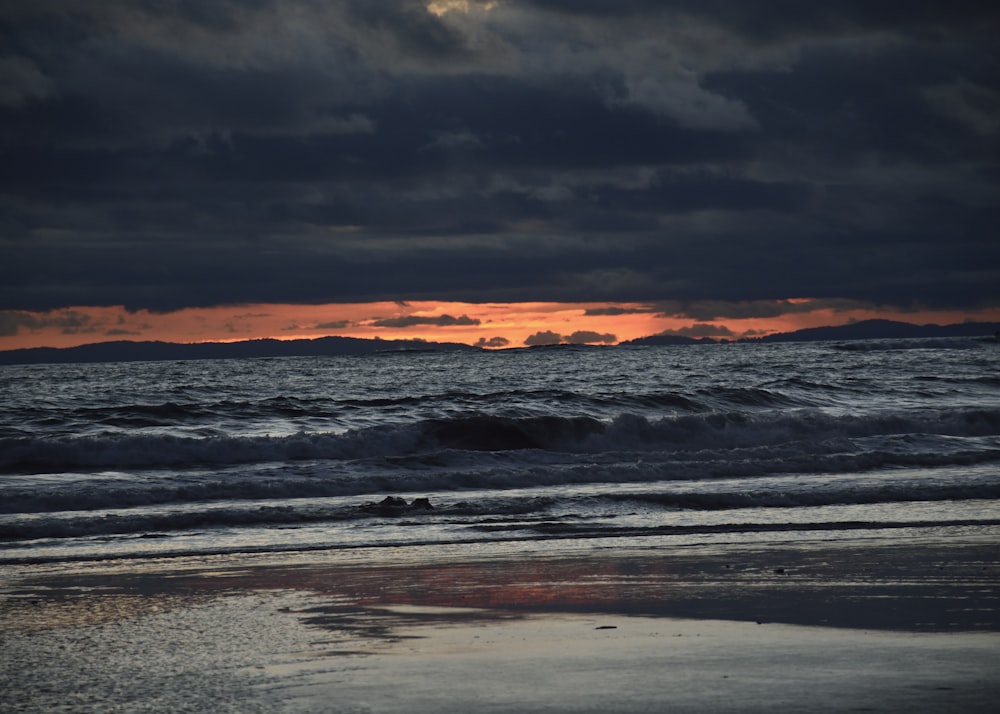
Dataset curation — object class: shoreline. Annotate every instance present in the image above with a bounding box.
[3,538,999,712]
[6,536,998,631]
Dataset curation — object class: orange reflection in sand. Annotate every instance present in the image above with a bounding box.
[193,556,684,614]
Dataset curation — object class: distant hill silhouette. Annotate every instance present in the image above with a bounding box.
[0,335,479,365]
[621,334,715,346]
[2,319,998,365]
[623,319,999,347]
[752,319,1000,343]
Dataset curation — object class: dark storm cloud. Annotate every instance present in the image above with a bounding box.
[672,323,735,338]
[522,329,616,346]
[0,309,98,336]
[524,330,563,347]
[655,299,869,321]
[565,330,616,345]
[475,336,510,348]
[1,0,998,313]
[522,0,996,36]
[372,314,481,328]
[584,306,654,316]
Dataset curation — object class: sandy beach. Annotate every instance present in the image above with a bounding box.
[3,536,999,712]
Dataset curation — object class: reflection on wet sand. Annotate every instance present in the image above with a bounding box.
[6,541,998,634]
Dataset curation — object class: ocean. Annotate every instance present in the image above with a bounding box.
[2,339,999,566]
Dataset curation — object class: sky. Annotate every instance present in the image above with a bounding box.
[2,1,998,350]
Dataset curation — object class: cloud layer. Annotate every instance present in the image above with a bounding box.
[2,1,997,313]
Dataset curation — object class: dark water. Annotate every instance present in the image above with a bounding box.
[1,339,998,563]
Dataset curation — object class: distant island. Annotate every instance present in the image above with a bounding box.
[621,319,1000,346]
[0,335,477,366]
[1,319,997,365]
[621,334,718,346]
[749,319,1000,343]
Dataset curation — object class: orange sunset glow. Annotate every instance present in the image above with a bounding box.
[3,300,999,353]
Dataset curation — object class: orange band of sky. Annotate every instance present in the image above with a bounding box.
[3,300,998,352]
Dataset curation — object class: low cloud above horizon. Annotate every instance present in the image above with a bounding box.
[1,2,997,343]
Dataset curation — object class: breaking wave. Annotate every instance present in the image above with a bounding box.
[3,408,999,474]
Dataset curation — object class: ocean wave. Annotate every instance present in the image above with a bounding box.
[0,493,559,542]
[603,483,1000,510]
[2,442,999,520]
[56,397,338,428]
[4,478,999,544]
[831,338,983,351]
[2,407,998,474]
[4,385,842,435]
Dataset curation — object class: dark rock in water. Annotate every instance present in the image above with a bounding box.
[363,496,434,515]
[377,496,409,514]
[355,496,408,515]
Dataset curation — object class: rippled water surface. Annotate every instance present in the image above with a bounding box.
[2,339,998,563]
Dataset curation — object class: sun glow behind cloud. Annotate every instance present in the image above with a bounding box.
[426,1,497,17]
[2,300,998,352]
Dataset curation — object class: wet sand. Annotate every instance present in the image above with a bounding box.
[3,538,999,712]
